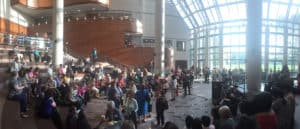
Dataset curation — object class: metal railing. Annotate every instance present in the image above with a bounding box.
[35,10,138,24]
[0,32,52,49]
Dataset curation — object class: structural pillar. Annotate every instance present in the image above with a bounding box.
[219,25,224,69]
[264,26,270,81]
[204,28,209,68]
[299,26,300,73]
[283,25,288,65]
[193,30,198,68]
[52,0,64,66]
[246,0,262,96]
[154,0,165,77]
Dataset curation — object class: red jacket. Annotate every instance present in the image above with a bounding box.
[256,113,278,129]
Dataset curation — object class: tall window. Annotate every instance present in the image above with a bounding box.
[176,41,185,51]
[172,0,300,75]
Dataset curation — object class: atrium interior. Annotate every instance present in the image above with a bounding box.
[0,0,299,129]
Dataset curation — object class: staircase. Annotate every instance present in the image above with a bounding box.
[0,39,132,129]
[66,47,131,69]
[0,43,51,129]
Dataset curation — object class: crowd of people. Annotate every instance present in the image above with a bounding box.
[194,67,245,86]
[5,45,299,129]
[7,47,197,129]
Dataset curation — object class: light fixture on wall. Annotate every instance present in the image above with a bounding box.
[45,21,48,24]
[38,23,41,26]
[67,18,71,22]
[76,17,79,21]
[84,17,87,21]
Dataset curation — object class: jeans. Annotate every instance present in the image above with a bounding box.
[183,84,191,95]
[156,111,165,125]
[51,109,64,129]
[128,111,137,129]
[13,92,27,113]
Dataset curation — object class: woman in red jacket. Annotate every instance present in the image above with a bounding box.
[254,92,278,129]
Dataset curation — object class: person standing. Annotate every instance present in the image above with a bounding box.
[170,75,177,101]
[124,90,138,129]
[91,48,97,62]
[189,71,194,88]
[34,48,40,62]
[297,73,300,91]
[25,45,32,62]
[204,67,210,83]
[183,72,191,95]
[272,88,293,129]
[156,92,168,126]
[10,58,20,73]
[135,85,149,122]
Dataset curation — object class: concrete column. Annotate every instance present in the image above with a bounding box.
[246,0,262,96]
[264,26,270,80]
[193,30,198,68]
[283,26,288,65]
[52,0,64,66]
[154,0,165,77]
[219,25,224,69]
[298,26,300,73]
[204,29,209,68]
[169,48,175,70]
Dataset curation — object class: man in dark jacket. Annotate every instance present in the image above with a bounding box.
[183,72,191,95]
[156,92,168,126]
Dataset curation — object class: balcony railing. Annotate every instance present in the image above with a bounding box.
[33,10,137,25]
[11,0,109,9]
[0,32,52,49]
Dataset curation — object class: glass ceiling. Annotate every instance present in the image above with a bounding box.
[171,0,300,29]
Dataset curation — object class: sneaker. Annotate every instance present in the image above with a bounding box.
[26,108,31,111]
[20,114,29,118]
